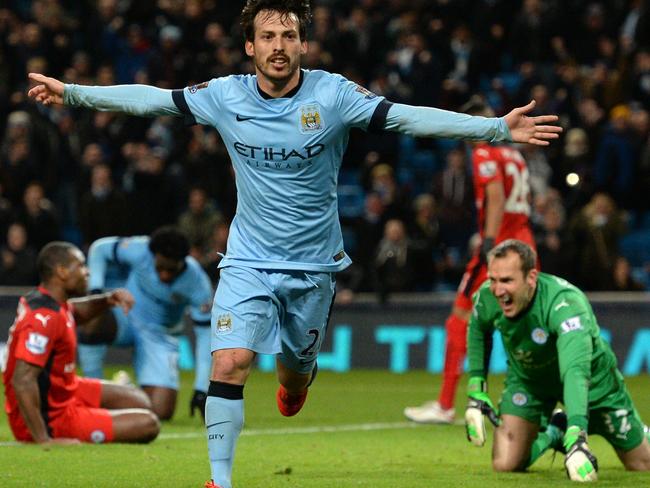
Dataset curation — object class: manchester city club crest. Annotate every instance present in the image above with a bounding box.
[299,104,324,134]
[216,314,233,334]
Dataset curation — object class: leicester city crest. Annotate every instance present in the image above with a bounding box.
[531,327,548,345]
[512,392,528,406]
[299,104,324,134]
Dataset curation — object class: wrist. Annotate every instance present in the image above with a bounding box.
[563,425,586,451]
[467,376,487,394]
[567,415,588,432]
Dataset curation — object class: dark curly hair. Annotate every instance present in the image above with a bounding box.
[240,0,312,42]
[148,226,190,262]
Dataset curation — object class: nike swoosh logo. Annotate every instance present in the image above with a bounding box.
[206,421,232,428]
[236,115,254,121]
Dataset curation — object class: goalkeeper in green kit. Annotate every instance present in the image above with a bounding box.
[465,239,650,481]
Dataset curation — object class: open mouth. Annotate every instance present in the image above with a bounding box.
[499,295,513,311]
[269,56,288,69]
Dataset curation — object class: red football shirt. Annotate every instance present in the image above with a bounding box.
[471,143,532,241]
[3,287,79,419]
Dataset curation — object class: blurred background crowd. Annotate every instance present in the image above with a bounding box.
[1,0,650,300]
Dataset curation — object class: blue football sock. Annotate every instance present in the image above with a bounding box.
[206,382,244,488]
[77,344,108,378]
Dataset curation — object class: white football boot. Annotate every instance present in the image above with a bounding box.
[404,401,455,424]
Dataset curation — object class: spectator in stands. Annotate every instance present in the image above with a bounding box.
[594,105,637,207]
[368,163,409,221]
[342,191,388,292]
[0,111,38,205]
[431,148,474,249]
[566,192,627,290]
[0,184,15,240]
[534,201,569,279]
[177,186,223,263]
[79,163,129,249]
[374,219,416,303]
[408,193,440,291]
[612,255,646,291]
[17,181,60,251]
[124,145,178,234]
[0,222,38,286]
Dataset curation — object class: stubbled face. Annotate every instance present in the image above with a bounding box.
[245,10,307,87]
[64,249,90,297]
[487,251,537,318]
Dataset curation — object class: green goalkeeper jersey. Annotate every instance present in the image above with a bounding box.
[468,272,619,430]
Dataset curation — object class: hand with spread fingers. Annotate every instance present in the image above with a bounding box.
[504,100,563,146]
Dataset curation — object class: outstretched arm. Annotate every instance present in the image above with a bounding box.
[384,99,561,146]
[27,73,181,117]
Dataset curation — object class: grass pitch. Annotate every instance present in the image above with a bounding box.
[2,369,650,487]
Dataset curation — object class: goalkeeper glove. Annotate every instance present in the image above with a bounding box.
[465,376,500,447]
[189,389,207,420]
[564,426,598,482]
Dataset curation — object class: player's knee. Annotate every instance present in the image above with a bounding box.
[622,454,650,471]
[152,402,175,421]
[137,411,161,443]
[130,386,153,409]
[211,351,253,383]
[492,456,525,472]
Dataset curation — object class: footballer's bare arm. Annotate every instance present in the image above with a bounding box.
[12,360,80,445]
[71,288,134,323]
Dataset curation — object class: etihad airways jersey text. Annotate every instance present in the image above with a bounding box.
[178,70,385,271]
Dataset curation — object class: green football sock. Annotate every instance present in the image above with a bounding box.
[527,425,562,468]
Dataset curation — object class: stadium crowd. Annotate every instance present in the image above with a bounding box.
[1,0,650,296]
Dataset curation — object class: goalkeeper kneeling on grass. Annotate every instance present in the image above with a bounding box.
[464,239,650,482]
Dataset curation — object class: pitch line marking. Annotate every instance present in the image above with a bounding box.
[0,420,465,445]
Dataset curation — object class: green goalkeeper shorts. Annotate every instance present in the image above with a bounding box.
[499,370,645,452]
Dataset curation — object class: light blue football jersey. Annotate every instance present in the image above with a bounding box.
[87,236,213,327]
[174,70,386,272]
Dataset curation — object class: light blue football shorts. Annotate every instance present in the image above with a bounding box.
[112,308,180,389]
[211,266,336,374]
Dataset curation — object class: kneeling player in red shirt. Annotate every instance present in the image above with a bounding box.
[2,241,160,444]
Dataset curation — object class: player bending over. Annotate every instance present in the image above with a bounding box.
[78,227,214,421]
[465,239,650,481]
